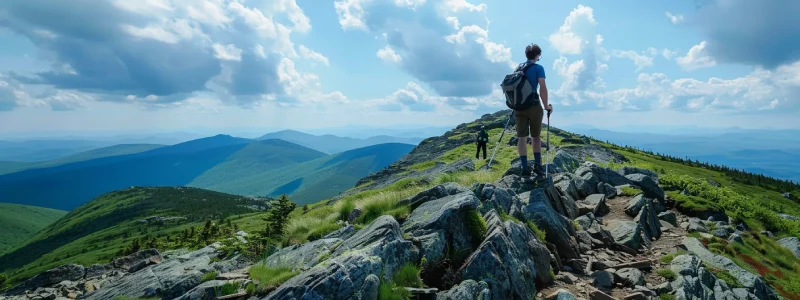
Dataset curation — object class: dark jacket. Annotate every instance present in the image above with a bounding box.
[476,129,489,143]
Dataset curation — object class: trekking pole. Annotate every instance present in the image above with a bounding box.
[486,110,514,169]
[545,105,552,180]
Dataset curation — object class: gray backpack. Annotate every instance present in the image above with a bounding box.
[501,62,539,111]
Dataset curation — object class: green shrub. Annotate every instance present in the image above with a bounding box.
[338,200,355,222]
[659,251,686,264]
[245,282,257,295]
[378,280,411,300]
[249,265,299,293]
[201,271,217,283]
[659,294,676,300]
[657,269,677,281]
[526,221,546,241]
[620,186,641,196]
[706,266,742,288]
[572,220,583,231]
[356,198,410,225]
[306,222,342,241]
[394,263,423,288]
[216,281,241,297]
[465,209,488,244]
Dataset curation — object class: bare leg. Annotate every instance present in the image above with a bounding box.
[518,137,527,156]
[532,136,542,154]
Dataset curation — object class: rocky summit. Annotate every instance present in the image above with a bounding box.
[1,112,797,300]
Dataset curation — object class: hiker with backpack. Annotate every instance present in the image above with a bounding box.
[501,43,553,180]
[475,125,489,160]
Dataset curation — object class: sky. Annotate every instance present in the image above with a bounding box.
[1,0,799,135]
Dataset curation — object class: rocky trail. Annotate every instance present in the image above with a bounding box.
[1,144,791,300]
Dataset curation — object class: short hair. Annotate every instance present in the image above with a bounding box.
[525,44,542,60]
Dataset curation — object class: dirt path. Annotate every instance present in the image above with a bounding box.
[538,193,689,300]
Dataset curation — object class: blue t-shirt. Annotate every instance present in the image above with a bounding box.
[524,61,546,92]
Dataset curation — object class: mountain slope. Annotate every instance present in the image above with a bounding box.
[0,135,261,210]
[0,144,166,176]
[0,203,67,255]
[258,129,422,154]
[188,142,416,204]
[0,186,270,285]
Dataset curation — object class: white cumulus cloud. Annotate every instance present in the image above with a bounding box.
[676,41,717,71]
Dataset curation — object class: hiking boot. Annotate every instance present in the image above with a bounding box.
[533,164,546,179]
[520,166,533,177]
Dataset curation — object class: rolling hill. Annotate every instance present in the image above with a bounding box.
[0,135,316,211]
[0,134,413,211]
[0,144,166,175]
[0,203,67,255]
[188,142,416,205]
[0,186,271,284]
[258,130,423,154]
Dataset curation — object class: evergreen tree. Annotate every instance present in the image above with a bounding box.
[263,194,296,239]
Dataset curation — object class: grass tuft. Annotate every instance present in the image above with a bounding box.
[526,221,546,242]
[657,269,677,281]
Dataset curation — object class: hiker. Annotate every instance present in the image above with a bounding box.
[508,43,553,178]
[475,125,489,160]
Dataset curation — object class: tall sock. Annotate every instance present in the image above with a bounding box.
[534,152,542,167]
[521,155,528,169]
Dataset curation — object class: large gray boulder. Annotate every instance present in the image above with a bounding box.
[559,144,628,165]
[624,194,647,217]
[473,183,519,216]
[111,248,163,273]
[398,182,470,209]
[634,197,662,243]
[618,166,659,183]
[577,194,610,217]
[263,238,343,272]
[402,192,482,263]
[436,279,491,300]
[575,161,632,187]
[681,237,779,300]
[777,237,800,259]
[83,243,247,300]
[4,264,86,295]
[543,183,579,220]
[551,150,581,174]
[266,216,419,299]
[624,174,665,201]
[518,188,581,260]
[555,177,580,201]
[668,254,760,300]
[459,210,553,299]
[606,220,644,250]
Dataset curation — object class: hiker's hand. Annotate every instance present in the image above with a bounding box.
[546,104,553,117]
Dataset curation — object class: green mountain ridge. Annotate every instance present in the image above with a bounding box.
[0,135,413,211]
[0,144,166,175]
[0,187,271,285]
[0,203,67,255]
[188,142,416,205]
[258,129,423,154]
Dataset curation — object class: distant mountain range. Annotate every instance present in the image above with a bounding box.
[258,130,423,154]
[0,135,415,211]
[0,144,165,175]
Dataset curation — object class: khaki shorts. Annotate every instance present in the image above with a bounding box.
[514,104,544,138]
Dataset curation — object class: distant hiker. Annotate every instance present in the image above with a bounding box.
[501,43,553,179]
[476,125,489,160]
